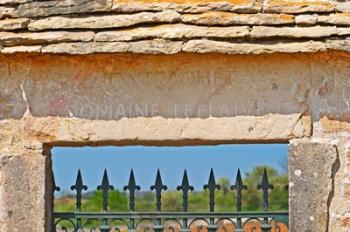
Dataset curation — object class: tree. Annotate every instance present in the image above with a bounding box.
[243,166,288,211]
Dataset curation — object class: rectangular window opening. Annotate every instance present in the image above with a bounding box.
[51,144,289,232]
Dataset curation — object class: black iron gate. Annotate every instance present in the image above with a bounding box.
[52,168,288,232]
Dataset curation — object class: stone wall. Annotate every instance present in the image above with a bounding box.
[0,51,349,231]
[1,0,350,231]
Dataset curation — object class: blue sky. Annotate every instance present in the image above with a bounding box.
[52,144,287,193]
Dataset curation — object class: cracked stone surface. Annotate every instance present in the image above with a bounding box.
[0,149,51,232]
[289,141,339,232]
[1,53,314,120]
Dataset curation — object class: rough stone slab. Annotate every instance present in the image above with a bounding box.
[307,53,350,122]
[326,38,350,53]
[95,24,249,41]
[1,45,41,53]
[327,139,350,232]
[180,12,294,25]
[0,18,29,31]
[42,40,182,54]
[318,13,350,26]
[119,39,183,54]
[182,39,327,54]
[264,0,335,13]
[295,14,318,25]
[250,26,338,38]
[16,0,113,18]
[41,41,128,54]
[0,0,31,5]
[2,52,310,119]
[319,117,350,134]
[28,11,180,31]
[0,31,94,46]
[289,141,339,232]
[23,114,310,145]
[112,0,261,13]
[0,152,51,231]
[0,6,15,19]
[336,2,350,13]
[336,28,350,36]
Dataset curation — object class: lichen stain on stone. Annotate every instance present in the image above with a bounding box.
[320,115,350,133]
[341,217,350,227]
[23,117,58,143]
[267,0,334,8]
[0,51,345,69]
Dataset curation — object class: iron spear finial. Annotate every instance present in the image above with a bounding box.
[70,169,88,212]
[97,169,114,211]
[257,168,274,212]
[231,169,247,212]
[124,169,141,211]
[177,170,194,212]
[150,169,168,211]
[203,168,220,212]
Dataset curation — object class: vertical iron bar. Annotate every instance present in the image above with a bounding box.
[150,170,167,232]
[203,169,220,232]
[97,169,114,232]
[71,169,87,230]
[124,169,140,231]
[177,170,194,232]
[230,169,247,232]
[51,170,60,232]
[257,168,274,232]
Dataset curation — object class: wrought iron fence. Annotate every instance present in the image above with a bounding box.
[52,168,289,232]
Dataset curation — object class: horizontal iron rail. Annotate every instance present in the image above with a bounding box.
[54,211,289,219]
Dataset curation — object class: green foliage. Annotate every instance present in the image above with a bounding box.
[55,166,288,213]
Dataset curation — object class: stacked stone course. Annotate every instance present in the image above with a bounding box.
[1,0,350,54]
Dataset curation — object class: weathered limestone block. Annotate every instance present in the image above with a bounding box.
[336,2,350,13]
[112,0,261,13]
[0,31,94,46]
[42,40,183,54]
[328,139,350,232]
[0,18,29,31]
[295,14,318,25]
[0,60,27,119]
[250,26,338,38]
[264,0,334,13]
[0,0,31,4]
[4,53,311,119]
[318,13,350,26]
[0,6,15,19]
[307,53,350,123]
[1,45,41,53]
[289,141,339,232]
[336,28,350,36]
[180,12,294,25]
[28,11,180,31]
[24,114,311,145]
[0,149,51,232]
[183,39,326,54]
[318,117,350,134]
[326,38,350,52]
[95,24,249,42]
[16,0,112,18]
[42,42,128,54]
